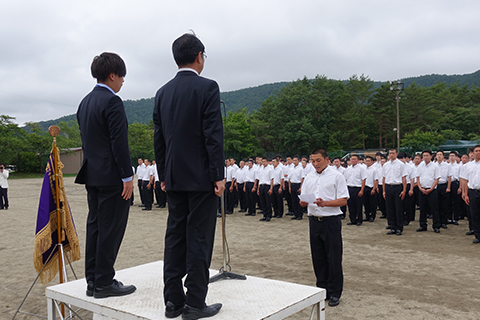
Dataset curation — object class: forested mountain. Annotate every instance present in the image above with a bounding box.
[400,70,480,88]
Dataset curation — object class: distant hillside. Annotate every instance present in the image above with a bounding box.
[32,71,480,131]
[400,70,480,87]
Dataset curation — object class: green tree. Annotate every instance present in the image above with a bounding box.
[224,108,262,159]
[128,123,154,164]
[401,129,445,151]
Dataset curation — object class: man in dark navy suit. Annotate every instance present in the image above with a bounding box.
[153,33,225,320]
[75,52,136,299]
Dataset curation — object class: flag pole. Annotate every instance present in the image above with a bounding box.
[48,125,65,317]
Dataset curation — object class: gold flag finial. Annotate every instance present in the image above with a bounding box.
[48,125,60,137]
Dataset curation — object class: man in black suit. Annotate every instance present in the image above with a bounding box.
[153,33,225,320]
[75,52,136,299]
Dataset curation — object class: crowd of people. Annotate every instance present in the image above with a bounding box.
[165,147,479,244]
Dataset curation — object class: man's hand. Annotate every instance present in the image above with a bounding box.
[314,197,326,207]
[299,200,308,207]
[358,190,363,197]
[214,180,225,197]
[268,188,272,195]
[409,189,414,197]
[161,181,166,192]
[121,178,134,200]
[400,191,405,200]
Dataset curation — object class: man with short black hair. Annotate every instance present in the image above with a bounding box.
[344,155,366,226]
[300,148,349,307]
[0,163,9,210]
[363,156,378,222]
[460,145,480,243]
[154,33,224,319]
[289,155,305,220]
[436,150,451,228]
[416,149,441,233]
[76,52,136,299]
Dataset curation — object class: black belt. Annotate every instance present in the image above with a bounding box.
[310,215,340,222]
[385,184,401,187]
[438,183,447,186]
[469,188,480,192]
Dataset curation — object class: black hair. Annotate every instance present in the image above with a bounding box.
[311,148,328,159]
[436,150,444,156]
[91,52,126,82]
[422,149,433,156]
[172,32,205,67]
[397,152,406,159]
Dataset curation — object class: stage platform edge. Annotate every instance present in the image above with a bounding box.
[46,260,326,320]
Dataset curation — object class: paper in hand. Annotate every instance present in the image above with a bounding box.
[298,193,316,203]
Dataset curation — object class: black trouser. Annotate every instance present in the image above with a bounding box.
[347,186,363,224]
[245,182,256,214]
[419,188,440,229]
[284,183,293,213]
[437,183,450,225]
[449,181,460,221]
[155,181,167,207]
[0,187,8,209]
[225,181,234,213]
[309,215,343,299]
[468,189,480,240]
[163,190,217,309]
[259,184,273,219]
[138,179,145,205]
[404,184,416,223]
[377,185,386,217]
[290,183,302,218]
[272,185,284,217]
[385,184,404,232]
[237,183,246,211]
[143,180,153,209]
[85,185,130,286]
[363,186,377,221]
[413,186,420,219]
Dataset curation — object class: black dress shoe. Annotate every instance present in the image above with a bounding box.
[356,222,362,226]
[396,230,402,236]
[346,222,355,225]
[328,296,340,307]
[416,227,427,232]
[363,218,369,222]
[369,218,374,222]
[466,230,475,235]
[434,228,440,233]
[386,230,396,235]
[245,213,253,216]
[296,217,303,220]
[239,209,246,212]
[286,212,294,216]
[142,207,151,211]
[403,221,410,226]
[94,279,136,299]
[265,217,271,222]
[441,224,448,229]
[138,204,145,207]
[259,217,267,221]
[291,216,298,220]
[453,220,459,225]
[182,303,222,320]
[165,301,184,318]
[86,281,94,297]
[217,213,221,218]
[386,225,391,229]
[379,215,386,219]
[473,238,480,244]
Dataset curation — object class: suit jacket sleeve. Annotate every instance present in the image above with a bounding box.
[106,95,133,179]
[153,102,166,182]
[202,81,224,182]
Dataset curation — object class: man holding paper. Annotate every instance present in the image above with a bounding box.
[299,148,349,307]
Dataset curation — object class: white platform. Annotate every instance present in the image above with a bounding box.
[46,261,325,320]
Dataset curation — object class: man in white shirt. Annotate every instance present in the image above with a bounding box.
[363,156,378,222]
[398,152,416,226]
[344,155,366,226]
[460,145,480,243]
[382,149,407,235]
[142,159,154,211]
[271,158,285,218]
[225,160,235,214]
[244,159,257,216]
[332,157,347,219]
[416,149,441,233]
[0,163,9,210]
[299,148,349,307]
[257,157,274,221]
[289,155,305,220]
[283,156,294,216]
[136,158,146,207]
[436,150,452,229]
[234,160,247,213]
[447,151,460,225]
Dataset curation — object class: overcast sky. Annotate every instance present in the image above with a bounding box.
[1,0,479,125]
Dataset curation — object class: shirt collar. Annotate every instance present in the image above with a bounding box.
[95,83,116,95]
[177,68,199,76]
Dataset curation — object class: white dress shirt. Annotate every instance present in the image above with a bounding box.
[416,161,440,189]
[289,164,305,184]
[344,164,367,187]
[437,161,451,184]
[272,166,284,186]
[257,165,274,185]
[365,165,378,188]
[136,163,146,180]
[0,169,9,188]
[460,160,480,189]
[301,166,350,217]
[382,159,407,185]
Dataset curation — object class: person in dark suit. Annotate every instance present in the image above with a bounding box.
[75,52,136,299]
[153,33,225,320]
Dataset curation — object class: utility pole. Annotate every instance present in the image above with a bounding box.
[390,81,404,150]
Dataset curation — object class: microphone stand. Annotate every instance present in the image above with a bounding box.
[210,101,246,283]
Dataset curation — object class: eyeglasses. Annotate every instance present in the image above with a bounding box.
[202,52,207,60]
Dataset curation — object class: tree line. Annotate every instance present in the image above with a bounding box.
[1,74,480,172]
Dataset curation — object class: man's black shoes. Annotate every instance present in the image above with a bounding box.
[473,238,480,244]
[182,303,222,320]
[86,281,94,297]
[434,228,440,233]
[386,230,396,235]
[466,230,475,236]
[93,279,136,299]
[165,301,184,318]
[328,296,340,307]
[416,227,427,232]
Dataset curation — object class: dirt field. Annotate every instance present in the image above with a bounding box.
[1,177,479,319]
